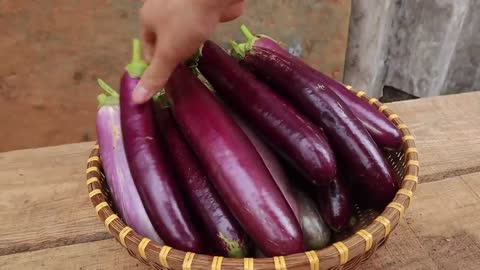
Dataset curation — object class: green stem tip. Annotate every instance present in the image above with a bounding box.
[97,79,119,107]
[125,38,148,78]
[240,24,255,41]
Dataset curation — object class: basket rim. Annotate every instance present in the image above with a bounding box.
[86,86,419,270]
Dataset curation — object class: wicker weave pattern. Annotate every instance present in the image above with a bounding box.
[86,87,419,270]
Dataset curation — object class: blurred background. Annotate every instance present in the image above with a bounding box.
[0,0,478,152]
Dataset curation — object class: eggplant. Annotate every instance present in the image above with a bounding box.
[234,25,402,150]
[314,177,353,232]
[154,106,250,257]
[166,64,304,256]
[232,30,398,208]
[95,81,162,244]
[295,190,331,249]
[119,40,203,252]
[230,114,299,220]
[197,40,336,186]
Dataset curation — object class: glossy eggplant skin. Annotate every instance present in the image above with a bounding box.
[96,105,163,244]
[154,107,250,258]
[198,40,336,186]
[251,37,402,150]
[119,72,203,252]
[314,177,353,232]
[241,48,398,209]
[166,64,304,256]
[231,114,299,220]
[295,190,331,249]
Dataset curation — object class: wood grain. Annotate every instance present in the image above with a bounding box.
[388,92,480,182]
[359,172,480,270]
[0,142,111,256]
[0,239,146,270]
[1,173,478,270]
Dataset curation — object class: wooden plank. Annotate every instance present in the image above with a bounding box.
[359,172,480,269]
[0,239,146,270]
[388,92,480,182]
[0,142,112,256]
[2,173,479,270]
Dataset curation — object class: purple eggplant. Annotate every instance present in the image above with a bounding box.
[119,40,203,252]
[166,64,304,256]
[314,177,353,232]
[234,114,331,249]
[95,81,162,244]
[234,25,402,150]
[197,40,336,186]
[154,106,250,257]
[230,113,299,220]
[232,29,398,209]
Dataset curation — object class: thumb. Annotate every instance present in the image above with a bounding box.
[132,49,175,104]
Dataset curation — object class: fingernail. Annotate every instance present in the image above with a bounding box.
[132,85,149,104]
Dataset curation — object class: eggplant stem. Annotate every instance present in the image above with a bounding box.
[125,38,148,78]
[230,40,245,59]
[97,79,119,97]
[96,79,120,107]
[240,24,255,41]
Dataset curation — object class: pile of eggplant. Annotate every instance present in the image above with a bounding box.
[95,26,401,258]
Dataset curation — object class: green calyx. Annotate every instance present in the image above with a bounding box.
[230,24,258,60]
[152,91,170,109]
[97,79,119,108]
[125,38,148,78]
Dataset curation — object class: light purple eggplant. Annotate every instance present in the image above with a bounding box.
[95,80,162,244]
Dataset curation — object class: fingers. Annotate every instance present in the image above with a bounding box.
[220,1,246,22]
[132,43,175,104]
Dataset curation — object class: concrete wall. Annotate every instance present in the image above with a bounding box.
[344,0,480,97]
[0,0,351,151]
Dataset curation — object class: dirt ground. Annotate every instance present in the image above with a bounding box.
[0,0,350,152]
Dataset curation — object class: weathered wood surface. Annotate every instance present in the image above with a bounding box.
[0,92,479,269]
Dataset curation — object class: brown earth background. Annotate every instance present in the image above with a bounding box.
[0,0,351,152]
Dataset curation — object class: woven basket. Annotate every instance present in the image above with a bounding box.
[86,86,419,270]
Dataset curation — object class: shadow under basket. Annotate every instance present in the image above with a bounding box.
[86,86,419,270]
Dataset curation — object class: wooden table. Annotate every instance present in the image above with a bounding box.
[1,92,479,270]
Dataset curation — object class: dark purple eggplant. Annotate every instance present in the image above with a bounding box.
[315,177,353,232]
[119,40,203,252]
[232,30,398,209]
[234,25,402,150]
[165,64,304,256]
[197,40,336,186]
[154,106,250,258]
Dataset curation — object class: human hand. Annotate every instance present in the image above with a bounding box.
[133,0,245,104]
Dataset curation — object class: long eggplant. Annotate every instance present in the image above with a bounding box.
[294,190,331,249]
[197,40,336,186]
[119,40,203,252]
[95,82,162,244]
[166,64,304,256]
[154,106,250,257]
[229,113,299,220]
[314,177,353,232]
[233,115,331,249]
[234,25,402,150]
[232,32,398,209]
